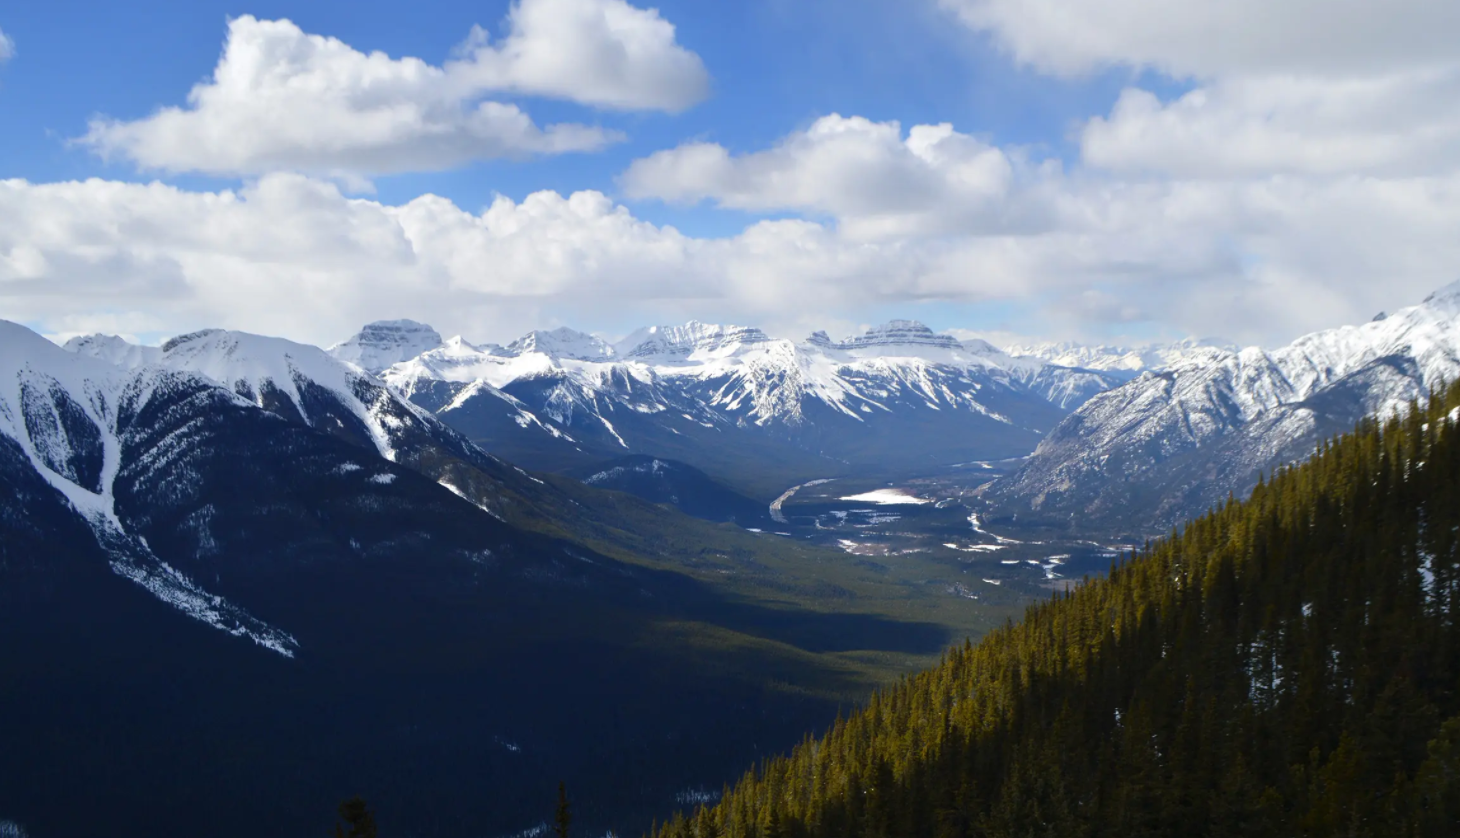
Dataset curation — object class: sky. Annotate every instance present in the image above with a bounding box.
[1,0,1458,349]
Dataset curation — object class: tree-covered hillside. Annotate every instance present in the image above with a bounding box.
[654,384,1460,837]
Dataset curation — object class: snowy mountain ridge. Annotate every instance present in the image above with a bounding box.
[327,319,445,373]
[20,319,564,655]
[379,317,1102,427]
[1000,337,1239,374]
[3,320,299,655]
[355,318,1122,489]
[985,281,1460,533]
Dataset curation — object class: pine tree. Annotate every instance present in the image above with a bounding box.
[653,381,1460,838]
[335,796,377,838]
[555,781,572,838]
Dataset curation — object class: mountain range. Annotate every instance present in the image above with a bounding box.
[984,282,1460,534]
[342,319,1121,498]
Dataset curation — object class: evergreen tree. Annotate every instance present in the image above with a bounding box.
[651,382,1460,838]
[556,781,572,838]
[335,796,377,838]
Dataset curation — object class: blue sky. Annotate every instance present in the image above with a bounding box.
[0,0,1456,347]
[1,1,1169,217]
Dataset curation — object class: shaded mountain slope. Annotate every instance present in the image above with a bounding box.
[569,454,775,527]
[1,320,999,838]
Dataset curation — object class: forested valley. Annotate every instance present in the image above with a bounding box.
[651,384,1460,838]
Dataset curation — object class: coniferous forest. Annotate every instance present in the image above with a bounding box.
[653,384,1460,838]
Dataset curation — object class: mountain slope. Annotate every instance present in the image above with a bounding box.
[655,381,1460,838]
[6,319,1004,838]
[986,284,1460,534]
[568,455,774,527]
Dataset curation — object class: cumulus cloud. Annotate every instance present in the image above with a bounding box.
[939,0,1460,79]
[13,1,1460,348]
[81,0,707,179]
[938,0,1460,185]
[4,170,1459,348]
[620,115,1027,239]
[1080,70,1460,179]
[452,0,708,111]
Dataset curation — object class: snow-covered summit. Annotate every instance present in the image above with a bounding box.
[831,321,963,351]
[988,281,1460,532]
[329,319,443,373]
[616,321,773,359]
[1423,279,1460,307]
[63,334,164,368]
[157,328,442,462]
[1003,338,1237,374]
[509,327,617,361]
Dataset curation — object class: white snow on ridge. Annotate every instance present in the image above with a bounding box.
[152,328,453,464]
[1,320,299,656]
[62,334,164,368]
[990,280,1460,530]
[509,327,616,361]
[379,318,1112,433]
[1002,338,1237,374]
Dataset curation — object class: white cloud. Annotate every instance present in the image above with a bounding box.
[81,1,707,180]
[3,169,1458,349]
[938,0,1460,80]
[620,115,1024,239]
[0,27,14,62]
[939,0,1460,185]
[1081,70,1460,179]
[453,0,709,112]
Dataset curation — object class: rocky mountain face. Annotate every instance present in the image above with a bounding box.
[356,319,1122,497]
[984,284,1460,535]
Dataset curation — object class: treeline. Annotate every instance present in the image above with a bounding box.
[654,384,1460,837]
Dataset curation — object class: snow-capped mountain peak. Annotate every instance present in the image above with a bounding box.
[62,333,164,369]
[1423,278,1460,308]
[329,319,443,373]
[958,337,1002,356]
[833,320,963,351]
[508,327,617,361]
[987,281,1460,533]
[615,321,774,359]
[157,328,446,463]
[1001,338,1237,374]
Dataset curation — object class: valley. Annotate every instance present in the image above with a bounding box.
[5,284,1459,837]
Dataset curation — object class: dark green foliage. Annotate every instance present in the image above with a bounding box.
[334,796,377,838]
[653,383,1460,838]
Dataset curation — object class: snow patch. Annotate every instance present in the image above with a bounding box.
[839,489,930,505]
